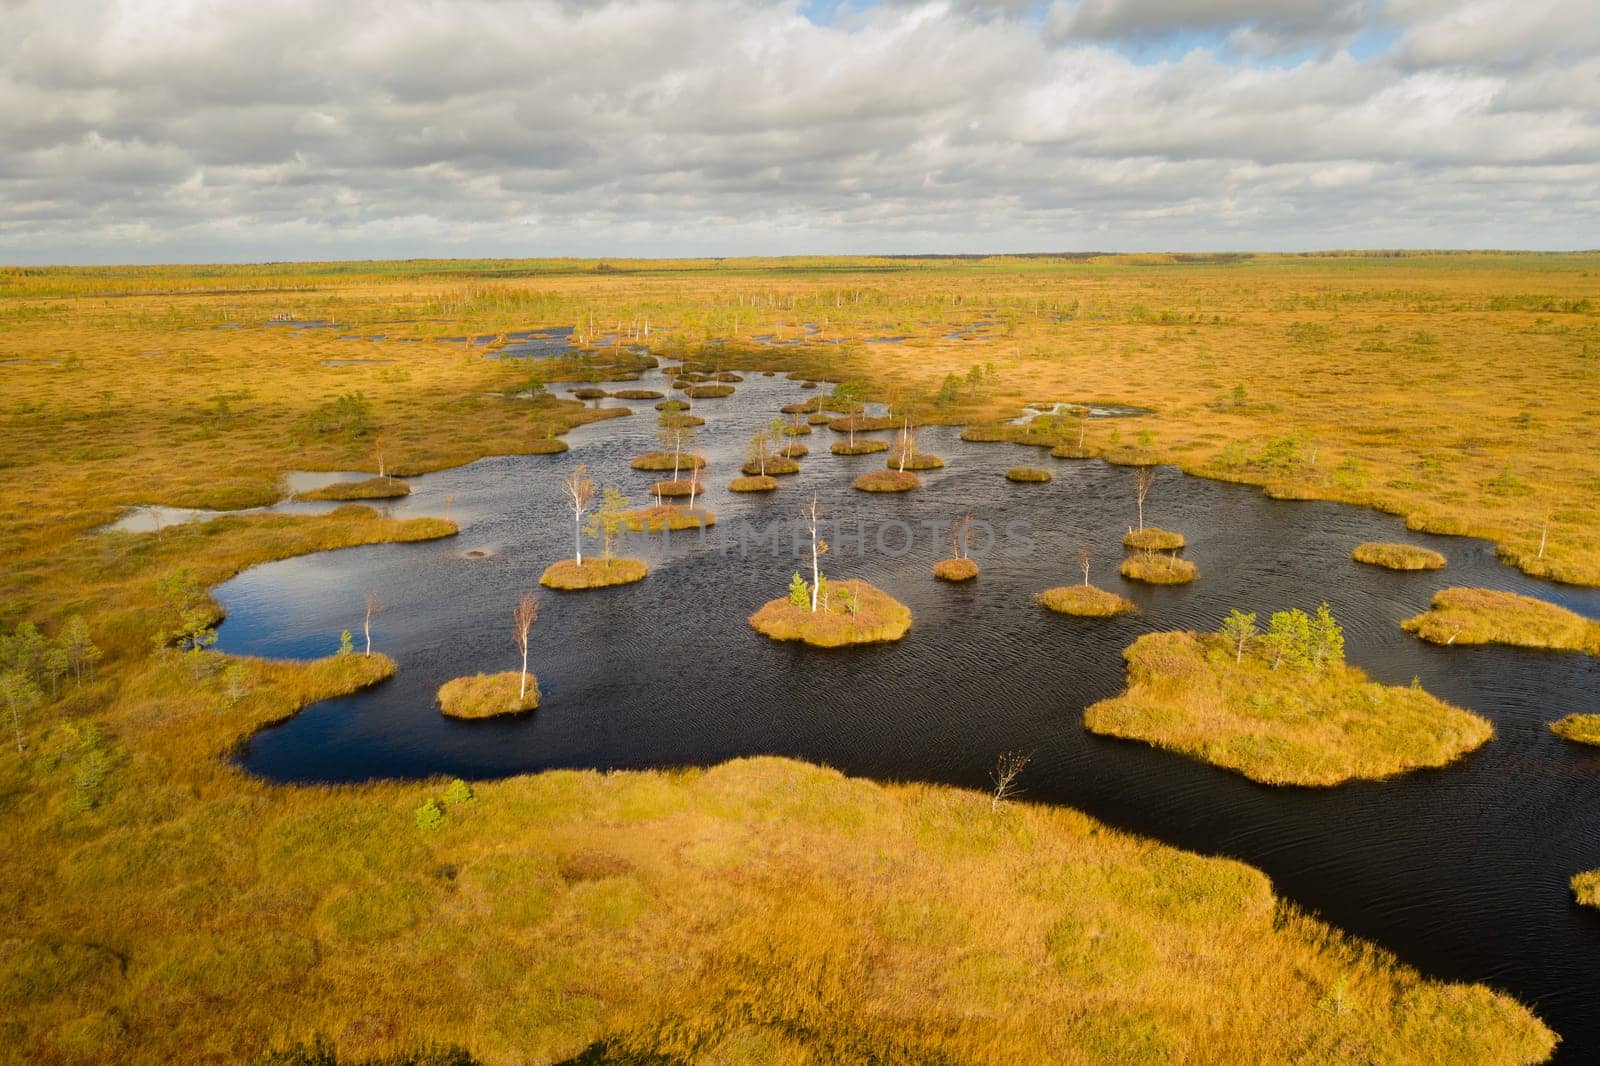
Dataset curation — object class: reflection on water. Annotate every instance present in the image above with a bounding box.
[213,366,1600,1059]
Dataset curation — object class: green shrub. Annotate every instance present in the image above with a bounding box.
[414,799,445,832]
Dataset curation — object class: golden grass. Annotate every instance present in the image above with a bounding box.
[292,475,411,502]
[1005,466,1052,482]
[778,441,810,458]
[888,451,944,470]
[728,475,778,493]
[684,384,735,399]
[853,469,921,493]
[932,557,979,582]
[612,389,664,400]
[539,557,649,590]
[0,254,1584,1063]
[831,439,889,455]
[1085,631,1495,786]
[1573,871,1600,909]
[1124,526,1186,551]
[1354,542,1448,571]
[1037,584,1137,617]
[629,452,706,472]
[748,580,911,647]
[1121,553,1198,585]
[622,506,716,533]
[650,479,698,498]
[828,415,899,434]
[1402,588,1600,654]
[437,671,540,719]
[742,456,800,476]
[1549,714,1600,747]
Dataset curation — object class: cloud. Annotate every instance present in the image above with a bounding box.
[0,0,1596,262]
[1047,0,1372,53]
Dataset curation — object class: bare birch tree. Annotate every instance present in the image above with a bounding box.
[990,750,1032,812]
[564,464,596,565]
[363,589,383,657]
[1077,544,1096,586]
[806,494,829,613]
[513,592,539,700]
[1134,466,1157,531]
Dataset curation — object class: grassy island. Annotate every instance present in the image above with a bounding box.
[1038,584,1136,617]
[829,414,899,433]
[888,452,944,471]
[749,579,911,647]
[293,475,412,502]
[1123,526,1186,551]
[1005,466,1051,482]
[1121,552,1198,585]
[1550,714,1600,747]
[630,451,707,472]
[623,505,715,533]
[1402,588,1600,655]
[540,557,649,589]
[612,388,665,400]
[832,439,889,455]
[1085,628,1494,786]
[854,469,921,492]
[779,442,810,459]
[729,474,779,492]
[651,480,699,498]
[743,456,800,476]
[1354,542,1448,570]
[932,557,979,582]
[685,384,735,398]
[1574,871,1600,908]
[437,671,540,718]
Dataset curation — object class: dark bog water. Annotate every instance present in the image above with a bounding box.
[214,368,1600,1058]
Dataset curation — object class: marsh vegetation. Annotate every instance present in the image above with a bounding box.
[1085,610,1494,786]
[1403,588,1600,655]
[1353,542,1448,571]
[4,253,1598,1062]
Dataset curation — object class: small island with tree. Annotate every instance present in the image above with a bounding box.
[1084,605,1494,786]
[931,514,979,581]
[540,466,649,589]
[1038,545,1136,616]
[438,592,542,718]
[1121,467,1185,550]
[749,497,911,647]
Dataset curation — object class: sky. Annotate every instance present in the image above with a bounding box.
[2,0,1598,263]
